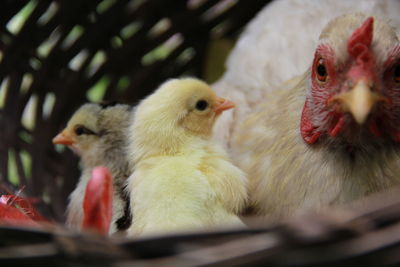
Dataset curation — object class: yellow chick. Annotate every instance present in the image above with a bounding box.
[126,78,248,237]
[53,102,132,234]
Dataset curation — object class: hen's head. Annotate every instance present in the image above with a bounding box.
[301,14,400,146]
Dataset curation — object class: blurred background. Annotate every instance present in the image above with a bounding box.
[0,0,269,221]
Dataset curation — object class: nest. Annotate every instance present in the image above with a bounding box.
[0,0,268,220]
[2,188,400,266]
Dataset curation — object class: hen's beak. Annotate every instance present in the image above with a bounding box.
[52,130,76,145]
[328,79,388,124]
[214,97,235,115]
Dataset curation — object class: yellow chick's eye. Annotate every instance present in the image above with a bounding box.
[195,100,208,111]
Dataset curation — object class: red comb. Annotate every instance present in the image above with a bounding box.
[82,166,113,235]
[347,17,375,80]
[348,17,374,60]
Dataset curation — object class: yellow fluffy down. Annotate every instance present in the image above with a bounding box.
[126,78,248,237]
[128,142,247,237]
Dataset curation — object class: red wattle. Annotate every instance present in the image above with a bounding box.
[393,132,400,142]
[369,120,382,137]
[301,99,322,144]
[328,116,345,137]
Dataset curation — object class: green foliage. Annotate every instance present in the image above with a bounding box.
[6,1,37,34]
[87,76,110,102]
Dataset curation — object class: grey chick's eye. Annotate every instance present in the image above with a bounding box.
[75,125,96,136]
[195,100,208,111]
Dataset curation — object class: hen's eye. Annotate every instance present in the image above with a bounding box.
[316,58,328,82]
[394,64,400,83]
[75,125,96,136]
[195,100,208,111]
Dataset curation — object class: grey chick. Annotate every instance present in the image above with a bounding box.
[53,102,132,234]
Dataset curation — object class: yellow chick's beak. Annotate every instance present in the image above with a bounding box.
[329,79,388,124]
[214,97,235,115]
[52,130,76,146]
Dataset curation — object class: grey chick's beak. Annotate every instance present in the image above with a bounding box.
[53,130,76,146]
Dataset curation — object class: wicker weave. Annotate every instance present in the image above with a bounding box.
[2,187,400,266]
[0,0,269,220]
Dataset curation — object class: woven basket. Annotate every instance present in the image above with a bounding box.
[2,187,400,266]
[0,0,269,220]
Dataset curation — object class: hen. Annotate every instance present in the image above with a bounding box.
[213,0,400,148]
[232,14,400,220]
